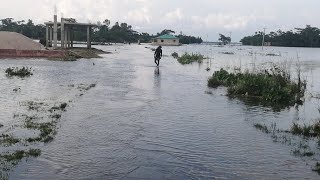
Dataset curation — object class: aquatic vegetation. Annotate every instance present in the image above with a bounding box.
[208,68,305,106]
[291,121,320,137]
[49,103,68,112]
[292,148,315,157]
[253,123,270,133]
[0,134,19,146]
[0,149,41,162]
[174,52,204,65]
[220,52,234,55]
[266,53,281,56]
[24,118,57,143]
[0,83,95,174]
[77,83,96,91]
[5,67,33,77]
[313,162,320,174]
[171,52,179,59]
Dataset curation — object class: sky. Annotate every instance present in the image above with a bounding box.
[0,0,319,42]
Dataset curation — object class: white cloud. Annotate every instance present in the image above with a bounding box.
[126,7,152,24]
[164,8,184,23]
[191,13,258,30]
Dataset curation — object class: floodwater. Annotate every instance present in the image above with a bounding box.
[1,44,320,179]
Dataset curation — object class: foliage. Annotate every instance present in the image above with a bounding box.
[291,121,320,137]
[218,33,231,45]
[157,29,175,36]
[208,68,305,106]
[0,149,41,162]
[171,52,179,59]
[240,25,320,47]
[0,18,202,44]
[0,18,45,40]
[178,34,203,44]
[253,123,270,133]
[176,53,204,65]
[5,67,33,77]
[313,162,320,174]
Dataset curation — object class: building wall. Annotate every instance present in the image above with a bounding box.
[0,49,66,58]
[152,38,180,46]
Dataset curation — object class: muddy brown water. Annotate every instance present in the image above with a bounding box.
[1,44,319,179]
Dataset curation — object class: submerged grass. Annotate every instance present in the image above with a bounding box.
[313,162,320,174]
[0,149,41,162]
[24,118,57,143]
[5,67,33,77]
[253,123,270,133]
[172,52,204,64]
[0,134,20,146]
[208,68,305,107]
[291,121,320,137]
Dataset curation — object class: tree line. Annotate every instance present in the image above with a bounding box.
[240,25,320,47]
[0,18,202,44]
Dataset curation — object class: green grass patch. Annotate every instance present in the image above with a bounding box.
[254,123,270,133]
[313,162,320,174]
[0,134,19,146]
[24,116,57,143]
[291,121,320,137]
[0,149,41,162]
[172,52,204,64]
[171,52,179,59]
[5,67,33,77]
[208,68,305,106]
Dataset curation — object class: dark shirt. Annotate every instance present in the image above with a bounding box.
[155,48,162,58]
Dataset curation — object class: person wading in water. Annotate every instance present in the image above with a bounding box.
[154,46,162,66]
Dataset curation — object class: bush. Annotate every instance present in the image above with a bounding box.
[176,53,204,64]
[291,121,320,137]
[5,67,33,77]
[208,68,305,106]
[172,52,179,59]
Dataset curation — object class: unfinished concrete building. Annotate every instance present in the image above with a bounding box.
[45,15,97,49]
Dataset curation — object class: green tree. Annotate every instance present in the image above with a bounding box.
[218,34,231,45]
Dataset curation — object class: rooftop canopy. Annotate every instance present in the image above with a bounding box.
[155,34,178,39]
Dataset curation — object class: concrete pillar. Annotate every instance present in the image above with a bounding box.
[87,26,91,49]
[53,15,58,48]
[67,27,71,48]
[64,26,68,48]
[45,25,49,47]
[61,18,65,48]
[49,26,53,47]
[70,28,74,48]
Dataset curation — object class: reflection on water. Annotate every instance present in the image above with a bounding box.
[154,66,161,89]
[4,44,320,179]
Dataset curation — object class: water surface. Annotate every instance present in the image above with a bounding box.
[1,44,319,179]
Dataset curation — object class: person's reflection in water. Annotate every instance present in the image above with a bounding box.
[154,66,161,89]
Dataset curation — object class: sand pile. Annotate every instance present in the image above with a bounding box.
[0,31,45,50]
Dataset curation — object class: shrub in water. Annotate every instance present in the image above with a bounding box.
[208,68,305,106]
[177,53,204,65]
[172,52,179,59]
[5,67,33,77]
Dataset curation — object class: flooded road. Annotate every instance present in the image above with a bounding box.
[3,45,320,179]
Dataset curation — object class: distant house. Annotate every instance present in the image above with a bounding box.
[152,34,180,46]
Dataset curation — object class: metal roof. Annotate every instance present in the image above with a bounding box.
[155,34,178,39]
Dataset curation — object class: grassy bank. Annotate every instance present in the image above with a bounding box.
[172,52,204,64]
[49,47,109,61]
[208,68,305,107]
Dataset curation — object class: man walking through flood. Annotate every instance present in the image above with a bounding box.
[154,46,162,66]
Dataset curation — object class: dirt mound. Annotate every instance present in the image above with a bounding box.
[0,31,44,50]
